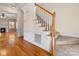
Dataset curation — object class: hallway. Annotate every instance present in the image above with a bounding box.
[0,32,50,56]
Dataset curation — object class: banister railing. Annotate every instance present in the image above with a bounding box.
[35,3,56,56]
[35,3,54,15]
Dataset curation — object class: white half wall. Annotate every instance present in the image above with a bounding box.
[23,4,51,51]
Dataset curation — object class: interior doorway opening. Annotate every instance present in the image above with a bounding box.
[8,19,16,32]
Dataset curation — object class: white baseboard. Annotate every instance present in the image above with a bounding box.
[60,33,79,39]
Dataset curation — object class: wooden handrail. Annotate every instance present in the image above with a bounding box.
[50,12,56,56]
[35,3,54,15]
[35,3,56,56]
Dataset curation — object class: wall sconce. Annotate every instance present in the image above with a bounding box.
[0,13,6,19]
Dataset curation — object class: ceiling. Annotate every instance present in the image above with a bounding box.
[0,3,27,19]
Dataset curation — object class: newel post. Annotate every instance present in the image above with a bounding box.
[50,11,56,56]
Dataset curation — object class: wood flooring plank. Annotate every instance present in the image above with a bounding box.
[0,32,50,56]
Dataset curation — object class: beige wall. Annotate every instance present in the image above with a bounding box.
[39,3,79,38]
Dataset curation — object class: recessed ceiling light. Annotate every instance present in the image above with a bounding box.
[11,6,16,9]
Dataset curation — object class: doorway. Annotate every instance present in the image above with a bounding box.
[8,19,16,32]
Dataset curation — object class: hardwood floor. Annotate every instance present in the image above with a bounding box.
[0,32,50,56]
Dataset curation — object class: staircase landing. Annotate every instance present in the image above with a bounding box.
[57,36,79,56]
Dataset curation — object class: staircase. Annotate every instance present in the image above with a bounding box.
[34,3,60,55]
[34,15,59,39]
